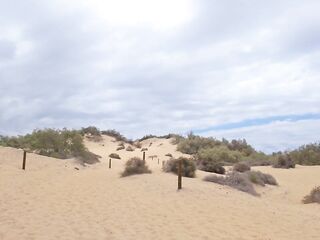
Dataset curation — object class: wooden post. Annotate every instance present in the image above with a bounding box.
[158,158,159,164]
[109,158,112,169]
[22,150,27,170]
[143,151,146,162]
[162,160,165,168]
[178,159,182,190]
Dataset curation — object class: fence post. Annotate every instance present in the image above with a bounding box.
[109,158,112,169]
[22,150,27,170]
[158,158,159,164]
[178,159,182,190]
[162,160,165,168]
[143,151,146,163]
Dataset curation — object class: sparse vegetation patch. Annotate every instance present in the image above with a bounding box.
[121,157,151,177]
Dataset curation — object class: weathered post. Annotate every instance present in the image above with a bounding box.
[162,160,165,168]
[158,158,159,164]
[178,159,182,190]
[22,150,27,170]
[143,151,146,163]
[109,158,112,169]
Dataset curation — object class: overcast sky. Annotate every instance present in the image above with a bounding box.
[1,0,319,152]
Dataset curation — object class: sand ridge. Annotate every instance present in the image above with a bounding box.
[0,136,320,240]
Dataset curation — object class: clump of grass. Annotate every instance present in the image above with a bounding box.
[165,153,173,157]
[233,162,251,172]
[141,148,148,152]
[109,153,121,159]
[204,172,258,196]
[198,162,225,175]
[126,146,134,151]
[246,171,278,186]
[273,154,295,169]
[121,157,152,177]
[133,141,142,149]
[163,157,196,178]
[302,186,320,204]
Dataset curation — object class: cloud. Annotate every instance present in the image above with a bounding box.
[0,0,319,152]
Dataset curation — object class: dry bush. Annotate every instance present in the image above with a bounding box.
[121,157,152,177]
[246,171,278,186]
[126,146,134,151]
[116,146,125,151]
[109,153,121,159]
[141,148,148,152]
[273,154,295,169]
[233,162,251,172]
[302,186,320,204]
[204,172,258,196]
[133,141,142,148]
[165,153,173,157]
[78,151,101,165]
[198,161,225,175]
[163,157,196,178]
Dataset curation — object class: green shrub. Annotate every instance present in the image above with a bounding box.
[290,143,320,165]
[141,148,148,152]
[204,172,258,196]
[101,129,132,143]
[126,146,134,151]
[109,153,121,159]
[116,146,125,151]
[177,134,221,155]
[133,141,142,148]
[302,186,320,204]
[121,157,152,177]
[246,171,278,186]
[81,126,101,136]
[273,154,295,169]
[197,146,243,166]
[233,162,251,172]
[163,157,196,178]
[165,153,173,157]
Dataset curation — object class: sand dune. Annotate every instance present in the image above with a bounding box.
[1,136,319,240]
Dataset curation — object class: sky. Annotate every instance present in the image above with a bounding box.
[0,0,319,153]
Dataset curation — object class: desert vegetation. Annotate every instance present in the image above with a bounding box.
[126,146,134,151]
[165,153,173,157]
[233,162,251,172]
[302,186,320,204]
[204,170,278,196]
[0,128,100,164]
[109,153,121,159]
[121,157,152,177]
[163,157,196,178]
[273,154,295,169]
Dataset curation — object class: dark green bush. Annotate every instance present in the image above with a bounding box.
[141,148,148,152]
[196,146,243,166]
[126,146,134,151]
[290,143,320,165]
[121,157,151,177]
[109,153,121,159]
[198,160,225,174]
[116,146,125,151]
[101,129,132,143]
[246,171,278,186]
[163,157,196,178]
[165,153,173,157]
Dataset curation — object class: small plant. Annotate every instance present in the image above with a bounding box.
[141,148,148,152]
[133,141,142,148]
[116,145,125,151]
[233,162,251,172]
[121,157,152,177]
[163,157,196,178]
[165,153,173,157]
[246,171,278,186]
[198,162,225,175]
[126,146,134,151]
[204,172,258,196]
[273,154,295,169]
[109,153,121,159]
[302,186,320,204]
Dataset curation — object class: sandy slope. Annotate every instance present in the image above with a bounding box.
[1,136,319,240]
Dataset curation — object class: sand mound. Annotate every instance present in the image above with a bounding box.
[1,138,320,240]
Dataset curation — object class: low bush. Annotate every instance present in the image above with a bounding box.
[126,146,134,151]
[133,141,142,148]
[163,157,196,178]
[109,153,121,159]
[101,129,132,143]
[121,157,152,177]
[165,153,173,157]
[290,143,320,165]
[198,161,225,174]
[141,148,148,152]
[116,146,125,151]
[204,172,258,196]
[246,171,278,186]
[233,162,251,172]
[302,186,320,204]
[196,146,243,166]
[273,154,295,169]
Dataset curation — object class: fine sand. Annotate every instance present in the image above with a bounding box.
[1,136,319,240]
